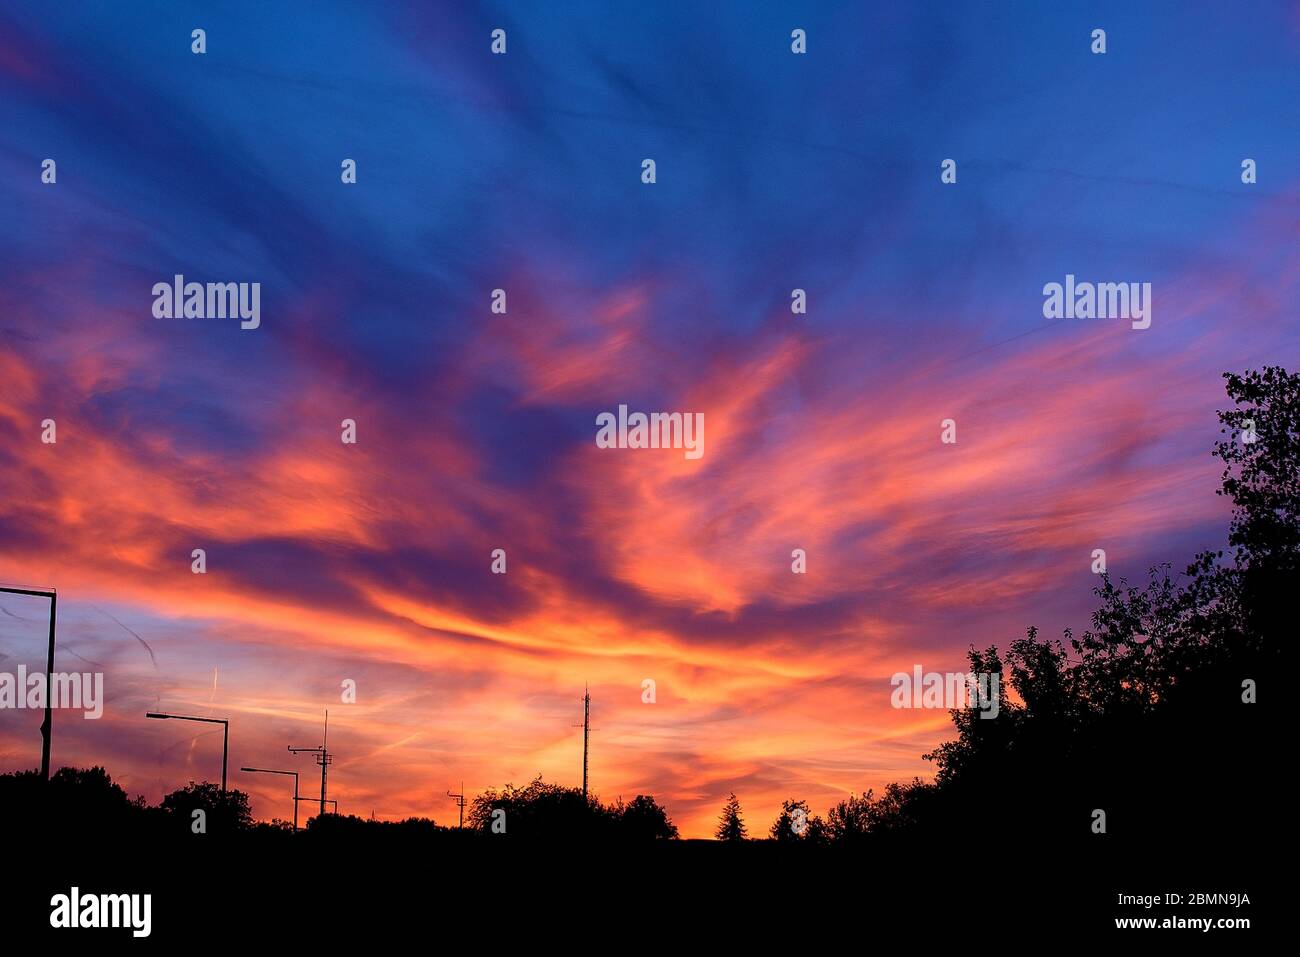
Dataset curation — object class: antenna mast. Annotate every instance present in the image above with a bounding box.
[288,709,333,817]
[446,781,466,828]
[570,685,596,798]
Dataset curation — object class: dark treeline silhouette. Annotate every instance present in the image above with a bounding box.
[0,767,677,843]
[0,766,260,837]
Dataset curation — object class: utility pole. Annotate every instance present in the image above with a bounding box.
[446,782,466,828]
[571,685,596,798]
[0,584,57,781]
[288,709,332,817]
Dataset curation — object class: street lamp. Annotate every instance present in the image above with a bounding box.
[146,712,229,791]
[241,767,299,831]
[0,584,57,781]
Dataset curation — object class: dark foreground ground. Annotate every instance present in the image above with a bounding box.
[9,826,1270,945]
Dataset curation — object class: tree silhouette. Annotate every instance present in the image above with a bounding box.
[50,765,140,815]
[826,791,873,843]
[609,794,679,840]
[469,775,602,838]
[0,765,147,832]
[769,798,826,843]
[1212,367,1295,665]
[1216,367,1299,570]
[715,792,747,841]
[160,781,253,833]
[466,775,678,841]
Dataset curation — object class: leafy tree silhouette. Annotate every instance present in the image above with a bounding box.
[769,798,827,843]
[826,792,872,844]
[609,793,679,840]
[467,775,678,841]
[469,775,603,839]
[50,765,141,816]
[0,765,146,832]
[716,792,747,841]
[160,781,253,833]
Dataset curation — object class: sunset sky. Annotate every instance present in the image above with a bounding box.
[2,2,1298,837]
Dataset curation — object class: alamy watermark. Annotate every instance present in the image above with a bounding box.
[0,667,103,719]
[152,275,260,330]
[595,404,704,460]
[1043,274,1151,330]
[50,887,151,937]
[890,666,1000,719]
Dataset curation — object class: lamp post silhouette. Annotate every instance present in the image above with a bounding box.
[241,767,299,831]
[147,712,229,791]
[0,584,57,781]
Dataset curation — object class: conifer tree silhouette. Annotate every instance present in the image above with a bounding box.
[716,792,747,841]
